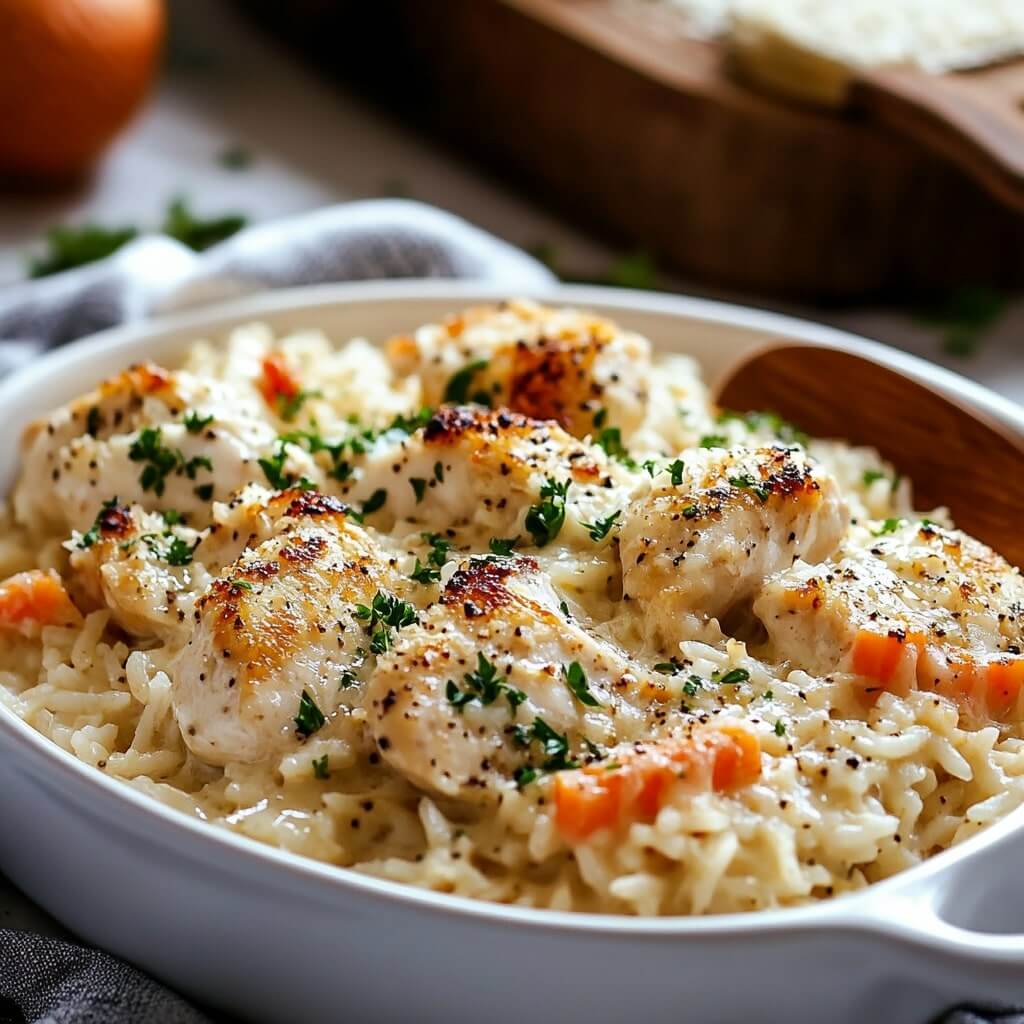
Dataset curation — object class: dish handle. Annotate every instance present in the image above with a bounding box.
[848,811,1024,1003]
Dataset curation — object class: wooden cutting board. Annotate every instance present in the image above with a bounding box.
[241,0,1024,300]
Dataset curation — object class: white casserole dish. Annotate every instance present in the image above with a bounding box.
[2,280,1024,1024]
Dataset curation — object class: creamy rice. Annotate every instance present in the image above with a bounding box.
[3,300,1023,917]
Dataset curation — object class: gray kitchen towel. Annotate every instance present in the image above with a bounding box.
[0,198,554,371]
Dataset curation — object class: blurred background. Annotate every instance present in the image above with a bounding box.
[1,0,1023,394]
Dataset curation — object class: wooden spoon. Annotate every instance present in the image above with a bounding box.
[715,343,1024,567]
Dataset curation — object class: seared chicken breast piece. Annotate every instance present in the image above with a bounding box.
[754,519,1024,717]
[367,555,655,804]
[171,492,404,766]
[14,362,319,533]
[619,445,847,650]
[346,406,638,543]
[385,300,652,441]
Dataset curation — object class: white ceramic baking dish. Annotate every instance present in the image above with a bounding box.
[2,281,1024,1024]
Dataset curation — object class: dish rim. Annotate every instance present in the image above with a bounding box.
[2,277,1022,942]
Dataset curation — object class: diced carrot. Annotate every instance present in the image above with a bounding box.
[553,724,761,843]
[0,570,82,635]
[984,659,1024,717]
[259,352,299,406]
[851,629,925,689]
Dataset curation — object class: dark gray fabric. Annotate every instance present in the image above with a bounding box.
[0,930,211,1023]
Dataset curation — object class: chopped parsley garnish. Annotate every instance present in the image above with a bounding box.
[434,461,444,483]
[446,652,526,716]
[294,689,326,737]
[729,474,770,502]
[592,407,608,430]
[443,359,490,404]
[681,504,700,519]
[360,489,388,518]
[489,536,519,556]
[163,509,182,525]
[184,410,214,434]
[862,469,886,486]
[774,720,787,736]
[559,599,571,618]
[667,459,685,486]
[312,754,330,779]
[77,496,120,549]
[682,675,702,697]
[717,668,750,685]
[165,535,197,567]
[715,409,808,447]
[421,533,452,568]
[276,388,321,423]
[641,459,659,477]
[339,670,358,689]
[194,484,214,501]
[29,223,138,278]
[525,477,569,547]
[654,661,680,675]
[595,426,629,463]
[258,442,315,492]
[129,428,182,497]
[354,591,418,654]
[563,661,600,707]
[410,478,427,503]
[409,558,440,585]
[764,688,774,700]
[699,434,727,449]
[874,517,904,536]
[523,716,577,772]
[228,578,254,593]
[580,509,620,542]
[513,765,538,788]
[162,196,247,252]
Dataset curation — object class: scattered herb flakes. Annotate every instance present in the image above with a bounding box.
[641,458,659,478]
[862,469,886,486]
[422,532,452,568]
[354,591,418,655]
[654,661,680,675]
[433,461,444,483]
[729,474,770,502]
[29,223,138,278]
[559,599,571,618]
[525,477,569,547]
[339,670,359,690]
[277,388,321,423]
[443,360,490,405]
[409,558,440,585]
[228,578,254,593]
[489,536,519,556]
[716,409,808,448]
[699,434,727,449]
[681,504,700,520]
[128,427,180,497]
[165,535,197,566]
[563,661,600,707]
[682,675,702,698]
[874,517,904,536]
[717,668,750,685]
[312,754,330,779]
[916,285,1008,358]
[446,652,526,716]
[162,196,247,252]
[667,459,685,486]
[513,765,538,788]
[258,442,313,491]
[194,484,214,501]
[604,250,656,290]
[592,407,608,430]
[764,688,774,700]
[184,410,213,434]
[219,144,253,170]
[774,720,787,737]
[410,478,427,503]
[580,509,620,542]
[77,497,120,549]
[525,717,578,772]
[294,689,326,737]
[594,426,631,464]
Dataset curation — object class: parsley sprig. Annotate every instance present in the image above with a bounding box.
[294,690,326,737]
[446,652,526,716]
[354,591,418,654]
[443,360,490,405]
[563,662,600,707]
[580,509,620,542]
[524,478,569,547]
[128,427,213,497]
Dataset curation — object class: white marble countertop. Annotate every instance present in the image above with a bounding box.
[1,0,1022,943]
